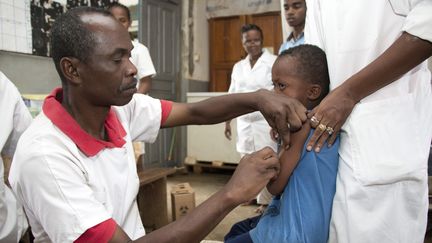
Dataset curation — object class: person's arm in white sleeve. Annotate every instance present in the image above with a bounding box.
[0,71,32,242]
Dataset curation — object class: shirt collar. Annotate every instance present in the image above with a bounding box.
[42,87,127,157]
[287,31,304,42]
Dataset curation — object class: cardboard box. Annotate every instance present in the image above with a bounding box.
[171,183,195,221]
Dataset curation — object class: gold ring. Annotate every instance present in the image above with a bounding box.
[317,123,327,132]
[326,126,334,135]
[310,116,319,125]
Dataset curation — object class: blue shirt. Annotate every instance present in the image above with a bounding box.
[250,130,339,243]
[278,32,305,54]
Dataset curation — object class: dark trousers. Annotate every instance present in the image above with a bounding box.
[224,215,261,243]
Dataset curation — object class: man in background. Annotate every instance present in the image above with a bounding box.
[279,0,306,54]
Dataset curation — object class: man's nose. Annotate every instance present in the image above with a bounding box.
[287,7,295,15]
[127,58,138,76]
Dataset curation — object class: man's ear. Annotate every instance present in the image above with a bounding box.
[307,84,322,101]
[60,57,81,85]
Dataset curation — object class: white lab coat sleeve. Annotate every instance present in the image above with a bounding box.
[397,0,432,42]
[228,63,240,94]
[0,71,31,242]
[304,0,326,50]
[2,96,33,157]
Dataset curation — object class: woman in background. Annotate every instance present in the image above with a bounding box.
[224,24,277,212]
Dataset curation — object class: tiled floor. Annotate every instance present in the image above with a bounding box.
[166,171,260,241]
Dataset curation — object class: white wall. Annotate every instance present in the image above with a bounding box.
[181,0,209,83]
[0,51,59,94]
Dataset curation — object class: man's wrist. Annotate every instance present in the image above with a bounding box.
[218,187,242,209]
[252,89,267,111]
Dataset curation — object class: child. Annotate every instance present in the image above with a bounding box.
[225,44,339,243]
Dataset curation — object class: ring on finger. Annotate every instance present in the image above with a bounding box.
[326,126,334,135]
[310,116,319,125]
[317,123,327,132]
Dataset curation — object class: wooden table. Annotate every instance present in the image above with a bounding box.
[137,167,176,231]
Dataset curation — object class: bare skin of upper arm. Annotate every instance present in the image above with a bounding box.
[108,226,132,243]
[161,102,193,128]
[267,123,311,195]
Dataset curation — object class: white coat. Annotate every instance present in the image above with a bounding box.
[0,71,32,242]
[131,40,156,81]
[228,49,277,154]
[305,0,432,242]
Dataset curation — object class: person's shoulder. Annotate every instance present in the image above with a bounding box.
[18,114,76,155]
[11,114,79,176]
[261,50,277,64]
[131,40,149,50]
[233,58,246,68]
[119,93,161,107]
[114,94,162,117]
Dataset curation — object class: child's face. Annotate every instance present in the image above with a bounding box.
[271,56,310,107]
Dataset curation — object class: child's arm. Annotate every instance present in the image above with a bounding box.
[267,124,311,195]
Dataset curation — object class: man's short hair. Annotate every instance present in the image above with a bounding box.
[279,44,330,99]
[106,2,131,21]
[240,24,264,42]
[50,7,112,83]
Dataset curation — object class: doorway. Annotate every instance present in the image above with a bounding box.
[139,0,181,167]
[209,11,283,92]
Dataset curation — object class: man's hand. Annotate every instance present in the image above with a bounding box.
[306,86,356,152]
[256,90,307,149]
[224,121,232,140]
[222,147,280,205]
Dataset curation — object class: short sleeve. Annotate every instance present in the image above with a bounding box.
[74,218,117,243]
[400,0,432,42]
[116,94,162,143]
[228,63,240,94]
[10,146,111,242]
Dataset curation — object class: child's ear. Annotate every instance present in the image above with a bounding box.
[307,84,322,101]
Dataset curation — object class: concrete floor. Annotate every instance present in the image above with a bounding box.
[166,171,261,241]
[164,171,432,243]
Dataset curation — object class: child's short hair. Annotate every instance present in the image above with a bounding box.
[279,45,330,100]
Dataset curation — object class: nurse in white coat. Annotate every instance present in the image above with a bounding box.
[225,24,277,206]
[0,71,32,242]
[304,0,432,242]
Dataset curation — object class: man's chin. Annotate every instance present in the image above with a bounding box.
[114,95,134,106]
